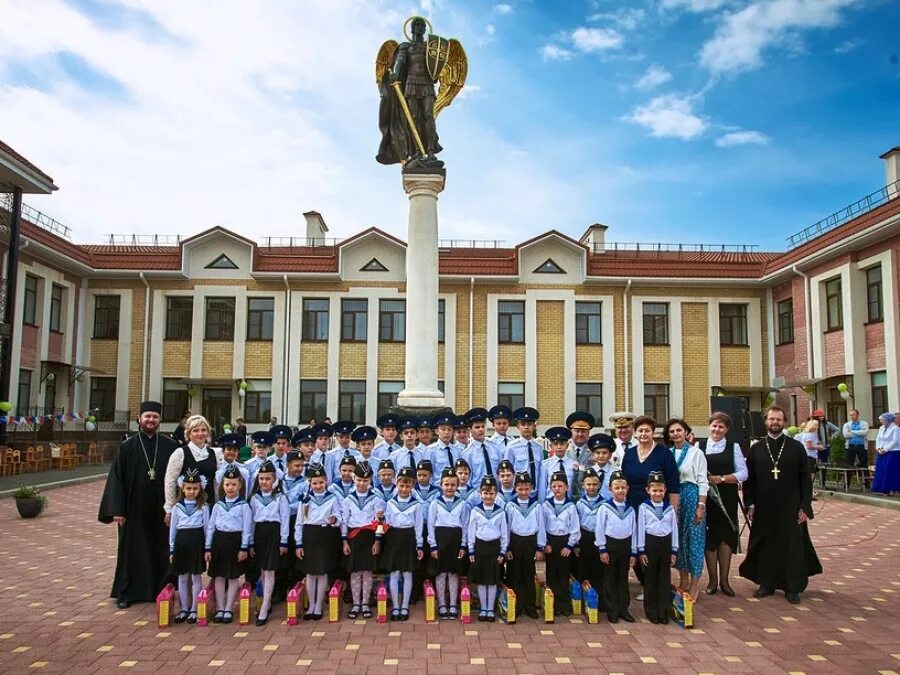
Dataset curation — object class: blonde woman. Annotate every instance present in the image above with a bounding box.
[164,415,224,523]
[798,420,822,491]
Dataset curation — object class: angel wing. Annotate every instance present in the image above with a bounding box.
[375,39,398,85]
[434,38,467,118]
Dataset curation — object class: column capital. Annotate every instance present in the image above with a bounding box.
[402,169,446,198]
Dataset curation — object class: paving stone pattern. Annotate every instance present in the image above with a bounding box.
[1,482,900,674]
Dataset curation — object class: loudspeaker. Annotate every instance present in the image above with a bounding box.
[710,396,748,446]
[748,410,765,438]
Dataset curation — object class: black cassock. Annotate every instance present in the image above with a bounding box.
[98,432,177,603]
[739,434,822,593]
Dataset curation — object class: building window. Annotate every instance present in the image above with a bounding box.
[777,299,794,345]
[438,299,445,344]
[497,382,524,411]
[498,301,524,344]
[299,379,327,424]
[872,371,888,421]
[162,379,190,423]
[575,383,602,421]
[23,275,38,325]
[49,284,63,332]
[341,299,367,342]
[719,304,748,346]
[17,369,31,412]
[165,297,193,340]
[643,303,668,345]
[643,384,669,422]
[244,383,272,424]
[338,380,366,421]
[378,380,404,416]
[379,299,406,342]
[205,297,235,340]
[89,377,117,421]
[247,297,274,341]
[302,299,329,342]
[866,266,883,322]
[825,277,842,330]
[575,302,602,344]
[93,295,120,339]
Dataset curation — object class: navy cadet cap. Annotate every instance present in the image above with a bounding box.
[497,459,514,473]
[566,411,596,430]
[351,425,377,443]
[222,465,242,481]
[398,417,418,431]
[271,424,293,440]
[453,458,471,471]
[488,405,512,421]
[647,470,666,486]
[333,420,356,436]
[217,432,240,447]
[440,467,456,480]
[376,414,399,429]
[453,415,469,429]
[465,407,489,423]
[545,426,572,443]
[354,460,374,479]
[312,423,333,438]
[416,459,434,473]
[588,433,615,451]
[339,455,358,468]
[513,407,540,422]
[417,417,435,430]
[293,427,316,446]
[480,475,498,489]
[550,470,569,485]
[514,471,532,486]
[251,430,275,446]
[378,459,395,472]
[306,464,326,479]
[258,459,277,474]
[397,466,416,481]
[286,451,302,463]
[432,412,455,428]
[609,469,626,483]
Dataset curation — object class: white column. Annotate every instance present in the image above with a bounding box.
[397,171,446,408]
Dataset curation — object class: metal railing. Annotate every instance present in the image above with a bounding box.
[20,203,72,239]
[259,236,344,248]
[104,234,182,246]
[596,241,759,254]
[438,239,505,248]
[786,180,900,249]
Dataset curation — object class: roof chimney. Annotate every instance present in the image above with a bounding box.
[303,210,329,244]
[579,223,608,253]
[880,147,900,199]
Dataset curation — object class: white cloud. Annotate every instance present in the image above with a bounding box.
[493,3,513,15]
[540,43,574,60]
[479,23,496,46]
[571,26,623,52]
[700,0,859,75]
[626,94,707,139]
[660,0,728,11]
[715,130,770,147]
[834,38,861,53]
[588,8,646,30]
[635,64,673,89]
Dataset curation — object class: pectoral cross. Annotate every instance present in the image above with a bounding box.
[771,466,780,480]
[148,468,156,480]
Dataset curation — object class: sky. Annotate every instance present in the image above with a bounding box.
[1,0,899,251]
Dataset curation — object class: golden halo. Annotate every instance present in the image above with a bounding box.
[403,15,432,41]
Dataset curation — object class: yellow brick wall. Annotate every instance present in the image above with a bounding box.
[127,290,147,410]
[720,346,751,387]
[682,303,710,424]
[300,342,327,378]
[643,345,671,382]
[245,342,273,378]
[202,342,234,379]
[90,340,119,374]
[162,341,191,377]
[378,343,405,379]
[536,300,565,423]
[437,343,445,380]
[339,343,366,379]
[575,344,604,381]
[498,343,526,382]
[448,286,471,410]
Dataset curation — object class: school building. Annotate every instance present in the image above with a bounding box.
[1,144,898,435]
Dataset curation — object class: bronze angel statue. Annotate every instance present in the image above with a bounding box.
[376,16,467,170]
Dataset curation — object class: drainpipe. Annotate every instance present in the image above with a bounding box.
[468,277,474,408]
[139,273,150,401]
[283,275,291,423]
[792,265,814,414]
[623,279,632,410]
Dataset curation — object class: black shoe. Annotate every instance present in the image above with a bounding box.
[560,608,572,617]
[720,583,735,597]
[361,606,373,619]
[400,609,410,622]
[438,606,448,619]
[313,613,323,621]
[116,599,131,609]
[213,610,225,624]
[753,586,775,598]
[255,615,268,627]
[705,585,718,595]
[390,609,401,622]
[525,608,538,619]
[187,611,197,624]
[303,612,313,621]
[620,611,635,623]
[174,610,189,624]
[347,605,361,619]
[785,592,801,605]
[648,617,659,624]
[608,613,619,624]
[478,612,487,622]
[448,607,459,620]
[660,616,669,624]
[222,611,234,624]
[486,612,495,623]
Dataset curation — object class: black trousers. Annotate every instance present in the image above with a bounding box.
[545,533,572,614]
[603,536,632,619]
[643,533,672,621]
[506,533,537,616]
[577,530,605,611]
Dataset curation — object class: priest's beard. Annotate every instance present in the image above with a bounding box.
[765,420,784,436]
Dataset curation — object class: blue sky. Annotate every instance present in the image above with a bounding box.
[1,0,898,250]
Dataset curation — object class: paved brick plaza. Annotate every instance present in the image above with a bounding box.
[1,481,899,674]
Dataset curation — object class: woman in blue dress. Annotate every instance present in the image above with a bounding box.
[872,413,900,496]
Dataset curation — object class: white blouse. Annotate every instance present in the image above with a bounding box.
[699,438,749,483]
[876,425,900,453]
[671,445,709,496]
[164,443,224,512]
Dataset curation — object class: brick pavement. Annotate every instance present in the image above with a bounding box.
[1,482,899,674]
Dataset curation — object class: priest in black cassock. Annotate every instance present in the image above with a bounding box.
[739,405,822,604]
[98,400,178,608]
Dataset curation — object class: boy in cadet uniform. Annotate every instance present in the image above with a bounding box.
[276,450,308,600]
[636,470,678,624]
[454,458,481,505]
[453,415,471,450]
[352,425,379,466]
[216,433,250,497]
[389,418,422,474]
[542,426,577,499]
[309,423,333,468]
[374,459,396,501]
[463,407,503,486]
[244,431,279,487]
[326,420,359,482]
[269,425,294,476]
[329,455,358,500]
[487,405,513,451]
[372,414,400,465]
[417,417,435,451]
[504,471,543,619]
[595,469,637,623]
[292,427,316,463]
[543,470,580,616]
[414,459,440,504]
[496,459,517,505]
[588,433,616,500]
[427,413,460,486]
[504,407,543,498]
[575,467,606,609]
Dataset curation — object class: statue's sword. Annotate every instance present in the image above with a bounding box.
[390,81,427,157]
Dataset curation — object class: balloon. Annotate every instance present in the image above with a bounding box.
[840,390,850,400]
[87,415,96,423]
[238,389,246,398]
[837,383,848,392]
[239,380,248,390]
[787,426,799,436]
[85,421,96,432]
[0,401,11,413]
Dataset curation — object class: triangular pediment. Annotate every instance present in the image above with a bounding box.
[205,253,239,269]
[360,257,389,272]
[534,258,565,274]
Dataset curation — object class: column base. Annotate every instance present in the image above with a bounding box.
[396,389,447,409]
[390,403,453,420]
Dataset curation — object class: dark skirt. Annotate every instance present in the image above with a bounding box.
[706,483,740,552]
[302,525,341,575]
[434,526,463,574]
[172,527,206,575]
[208,530,245,579]
[469,538,502,586]
[346,529,378,572]
[381,526,417,573]
[253,521,283,571]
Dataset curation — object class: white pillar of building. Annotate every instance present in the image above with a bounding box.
[397,170,446,408]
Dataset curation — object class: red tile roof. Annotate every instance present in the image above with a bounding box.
[589,250,781,278]
[0,140,56,185]
[438,247,518,275]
